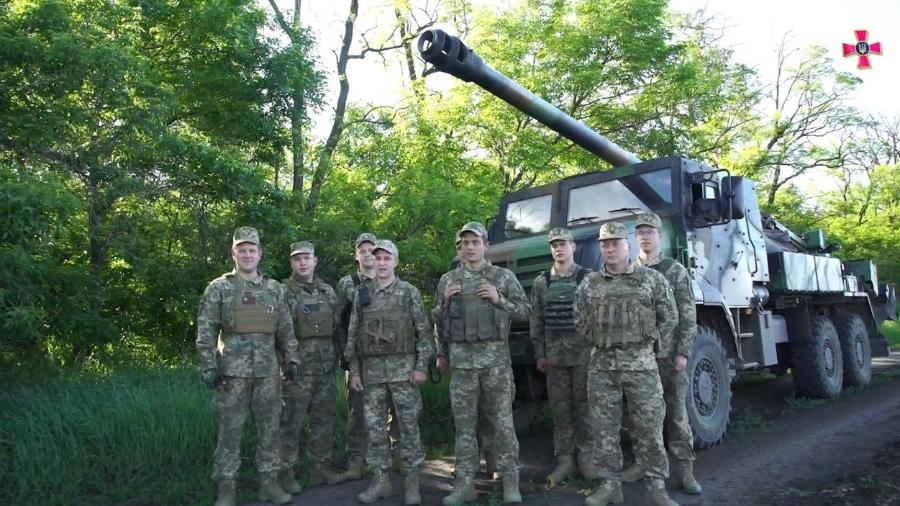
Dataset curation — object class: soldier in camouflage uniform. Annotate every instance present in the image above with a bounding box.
[336,233,378,480]
[574,221,679,506]
[434,222,531,505]
[345,240,435,505]
[276,241,345,493]
[621,212,701,494]
[530,227,596,484]
[196,226,300,506]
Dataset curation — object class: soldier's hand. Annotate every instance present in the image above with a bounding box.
[349,374,364,392]
[674,354,688,373]
[410,370,426,386]
[285,363,299,383]
[436,356,449,373]
[443,282,462,306]
[201,368,220,389]
[477,283,500,305]
[536,357,549,373]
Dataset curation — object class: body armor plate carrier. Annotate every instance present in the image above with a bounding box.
[587,269,659,348]
[446,266,509,342]
[230,278,278,334]
[543,267,588,331]
[358,295,416,357]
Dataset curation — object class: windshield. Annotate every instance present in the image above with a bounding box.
[566,169,672,224]
[505,194,552,239]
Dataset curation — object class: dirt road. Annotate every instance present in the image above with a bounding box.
[248,352,900,505]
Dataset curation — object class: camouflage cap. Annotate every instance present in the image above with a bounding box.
[373,239,399,257]
[354,232,377,248]
[548,227,574,243]
[456,221,488,242]
[635,212,662,229]
[233,226,260,246]
[598,221,629,241]
[289,241,315,256]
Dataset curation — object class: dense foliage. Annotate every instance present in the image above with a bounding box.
[1,0,896,369]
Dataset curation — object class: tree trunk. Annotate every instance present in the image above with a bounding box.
[306,0,358,217]
[291,0,305,195]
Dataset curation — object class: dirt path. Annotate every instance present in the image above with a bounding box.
[246,352,900,505]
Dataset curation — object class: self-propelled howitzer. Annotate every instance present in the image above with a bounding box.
[419,29,895,449]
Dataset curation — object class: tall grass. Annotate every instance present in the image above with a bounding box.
[0,366,457,505]
[0,367,217,505]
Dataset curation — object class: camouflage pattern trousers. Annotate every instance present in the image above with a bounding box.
[589,367,668,481]
[548,364,592,456]
[363,381,424,472]
[658,358,695,462]
[279,372,336,470]
[450,366,520,478]
[346,372,400,465]
[211,376,282,479]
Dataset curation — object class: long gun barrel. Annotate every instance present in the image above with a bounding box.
[417,29,640,167]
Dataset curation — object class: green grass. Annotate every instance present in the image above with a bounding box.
[0,366,217,505]
[729,407,770,437]
[880,320,900,348]
[0,365,458,506]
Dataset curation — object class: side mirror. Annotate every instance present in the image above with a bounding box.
[720,176,745,220]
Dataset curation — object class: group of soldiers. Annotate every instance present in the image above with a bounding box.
[195,212,701,506]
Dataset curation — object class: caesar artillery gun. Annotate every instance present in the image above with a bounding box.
[418,29,896,448]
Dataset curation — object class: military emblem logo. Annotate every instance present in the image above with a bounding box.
[842,30,882,69]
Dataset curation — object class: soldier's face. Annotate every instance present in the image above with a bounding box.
[457,232,487,263]
[636,226,661,254]
[290,252,317,279]
[232,242,261,273]
[373,250,397,280]
[600,238,629,269]
[550,239,575,263]
[355,242,376,269]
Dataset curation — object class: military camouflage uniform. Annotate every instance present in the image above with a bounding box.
[279,274,342,472]
[337,270,372,467]
[433,263,531,479]
[344,276,435,474]
[636,252,697,463]
[531,264,594,459]
[574,260,677,482]
[196,270,299,480]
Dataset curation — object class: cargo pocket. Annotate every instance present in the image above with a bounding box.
[476,305,496,341]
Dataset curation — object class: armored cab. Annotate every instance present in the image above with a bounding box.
[419,29,895,448]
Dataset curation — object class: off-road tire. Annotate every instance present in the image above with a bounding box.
[686,326,732,449]
[792,315,843,398]
[834,313,872,387]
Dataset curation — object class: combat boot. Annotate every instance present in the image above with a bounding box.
[621,463,644,482]
[277,468,303,494]
[502,472,522,504]
[645,478,679,506]
[404,467,421,505]
[584,480,623,506]
[674,459,702,494]
[258,472,292,504]
[357,470,392,504]
[577,451,599,480]
[442,476,476,505]
[309,464,346,486]
[547,454,576,485]
[342,460,365,481]
[214,479,235,506]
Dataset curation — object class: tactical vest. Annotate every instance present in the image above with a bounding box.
[446,266,510,343]
[358,290,416,357]
[543,267,589,331]
[294,293,334,339]
[587,269,658,348]
[230,277,277,334]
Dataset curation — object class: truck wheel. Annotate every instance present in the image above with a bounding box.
[834,313,872,387]
[686,326,731,449]
[792,315,843,398]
